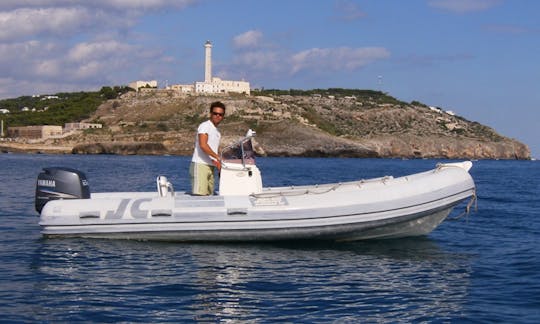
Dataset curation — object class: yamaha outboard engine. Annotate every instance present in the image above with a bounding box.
[35,167,90,213]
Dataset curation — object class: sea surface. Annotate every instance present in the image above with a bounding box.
[0,153,538,323]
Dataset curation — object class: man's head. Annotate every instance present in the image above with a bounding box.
[209,101,225,126]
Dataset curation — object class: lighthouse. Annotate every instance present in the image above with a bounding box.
[187,40,250,95]
[204,40,212,83]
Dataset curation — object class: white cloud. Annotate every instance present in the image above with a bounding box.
[234,50,281,71]
[224,42,391,87]
[0,7,84,41]
[0,40,60,77]
[72,61,104,79]
[290,47,390,74]
[223,31,286,80]
[0,40,41,60]
[68,40,134,62]
[35,59,61,77]
[65,40,140,79]
[0,2,195,98]
[233,30,263,49]
[0,1,197,11]
[100,0,197,10]
[427,0,501,13]
[0,37,139,82]
[0,1,200,41]
[0,7,128,42]
[0,37,167,94]
[227,29,391,80]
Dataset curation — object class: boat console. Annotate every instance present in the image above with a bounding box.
[218,130,263,196]
[34,130,263,215]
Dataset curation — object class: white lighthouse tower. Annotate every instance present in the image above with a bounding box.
[204,40,212,83]
[192,40,250,95]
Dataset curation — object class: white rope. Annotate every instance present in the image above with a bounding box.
[250,183,342,198]
[251,175,394,199]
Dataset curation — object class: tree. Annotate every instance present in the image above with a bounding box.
[100,86,117,100]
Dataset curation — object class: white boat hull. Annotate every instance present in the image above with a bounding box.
[38,162,476,242]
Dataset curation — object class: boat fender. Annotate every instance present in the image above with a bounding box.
[35,167,90,213]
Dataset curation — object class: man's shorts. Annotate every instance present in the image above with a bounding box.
[190,162,215,195]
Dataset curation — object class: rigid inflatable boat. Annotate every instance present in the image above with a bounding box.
[35,132,476,242]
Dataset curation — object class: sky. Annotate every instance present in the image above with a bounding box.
[0,0,538,157]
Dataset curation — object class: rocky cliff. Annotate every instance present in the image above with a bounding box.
[40,90,530,159]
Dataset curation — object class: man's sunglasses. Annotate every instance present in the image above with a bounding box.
[212,112,224,117]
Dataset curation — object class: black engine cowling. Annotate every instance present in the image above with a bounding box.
[35,167,91,213]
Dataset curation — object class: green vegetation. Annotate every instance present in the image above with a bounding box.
[410,100,428,107]
[1,86,499,143]
[301,107,341,136]
[252,88,406,105]
[469,122,504,142]
[0,86,131,127]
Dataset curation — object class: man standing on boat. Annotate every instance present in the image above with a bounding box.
[190,101,226,195]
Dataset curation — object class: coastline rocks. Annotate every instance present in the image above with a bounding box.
[246,121,378,157]
[72,142,167,155]
[13,93,531,160]
[365,135,530,159]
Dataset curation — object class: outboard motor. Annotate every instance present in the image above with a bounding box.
[35,167,90,213]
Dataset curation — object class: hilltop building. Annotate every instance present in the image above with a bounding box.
[7,125,63,139]
[167,41,250,95]
[128,80,158,91]
[64,122,103,132]
[7,122,103,140]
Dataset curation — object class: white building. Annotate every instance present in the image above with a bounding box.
[169,84,195,93]
[129,80,158,91]
[7,125,63,139]
[41,95,59,100]
[168,41,250,95]
[64,122,102,132]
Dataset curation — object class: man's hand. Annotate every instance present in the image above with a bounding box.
[212,159,221,171]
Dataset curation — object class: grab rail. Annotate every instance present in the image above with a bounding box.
[220,129,256,170]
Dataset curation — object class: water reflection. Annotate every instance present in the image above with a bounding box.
[29,238,472,322]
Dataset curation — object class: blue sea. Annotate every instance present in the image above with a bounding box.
[0,153,539,323]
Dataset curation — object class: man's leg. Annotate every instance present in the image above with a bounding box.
[190,162,213,195]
